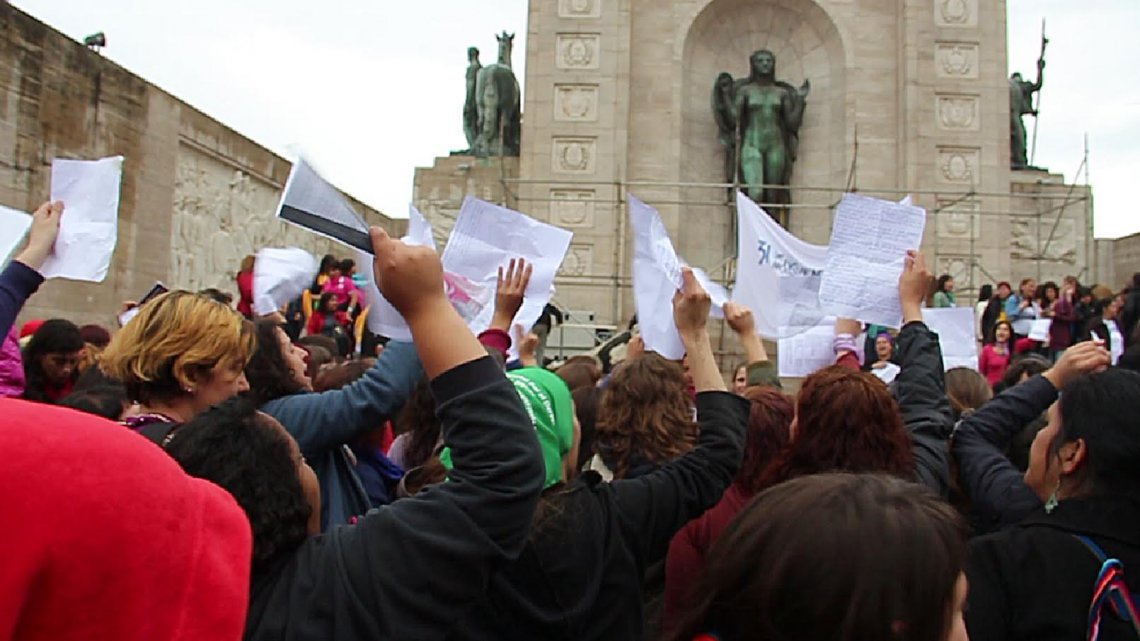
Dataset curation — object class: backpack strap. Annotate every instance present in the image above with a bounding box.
[1071,535,1140,641]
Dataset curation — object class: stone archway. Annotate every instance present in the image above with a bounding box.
[681,0,848,242]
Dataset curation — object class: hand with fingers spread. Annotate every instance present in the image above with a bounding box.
[16,201,64,271]
[491,258,533,332]
[899,249,932,324]
[1043,340,1112,390]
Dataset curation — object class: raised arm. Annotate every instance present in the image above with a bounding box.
[951,341,1109,529]
[893,251,953,497]
[331,228,543,638]
[612,269,748,563]
[1,202,61,337]
[724,302,780,388]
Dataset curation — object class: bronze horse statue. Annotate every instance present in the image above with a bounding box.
[473,31,521,157]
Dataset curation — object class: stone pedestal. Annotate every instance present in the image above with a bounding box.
[412,155,520,248]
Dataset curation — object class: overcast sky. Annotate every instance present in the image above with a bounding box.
[16,0,1140,238]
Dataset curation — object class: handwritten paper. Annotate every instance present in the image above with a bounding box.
[277,157,372,253]
[872,362,902,384]
[253,247,319,316]
[0,205,32,267]
[1028,318,1052,342]
[732,191,828,338]
[923,307,979,370]
[39,156,123,282]
[818,194,927,328]
[777,318,838,378]
[440,197,573,351]
[363,206,437,341]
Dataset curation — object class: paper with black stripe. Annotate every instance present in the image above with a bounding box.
[276,158,373,254]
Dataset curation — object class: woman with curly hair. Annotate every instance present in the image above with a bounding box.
[586,353,697,480]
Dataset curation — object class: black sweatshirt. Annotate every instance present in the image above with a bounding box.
[445,391,749,641]
[245,356,545,641]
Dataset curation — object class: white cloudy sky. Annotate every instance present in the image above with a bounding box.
[17,0,1140,238]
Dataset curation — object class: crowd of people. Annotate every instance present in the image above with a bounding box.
[2,199,1140,641]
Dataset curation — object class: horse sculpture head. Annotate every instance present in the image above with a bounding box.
[496,31,515,66]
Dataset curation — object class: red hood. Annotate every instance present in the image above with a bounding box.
[0,399,252,641]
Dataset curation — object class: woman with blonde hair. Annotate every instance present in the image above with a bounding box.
[101,290,254,445]
[587,352,697,480]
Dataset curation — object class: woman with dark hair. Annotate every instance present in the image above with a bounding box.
[967,366,1140,640]
[933,273,957,308]
[587,352,697,480]
[22,319,85,403]
[387,378,441,471]
[321,259,360,310]
[311,254,337,294]
[945,366,992,421]
[667,473,969,641]
[1085,294,1126,364]
[306,292,351,356]
[979,320,1013,388]
[952,341,1111,534]
[982,281,1013,344]
[975,284,994,342]
[243,318,419,530]
[1040,280,1078,360]
[571,384,599,470]
[58,385,130,421]
[663,385,793,628]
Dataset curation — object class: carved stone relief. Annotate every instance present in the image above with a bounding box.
[552,137,597,174]
[936,255,972,287]
[935,42,979,79]
[554,85,599,122]
[937,94,980,131]
[1011,217,1078,264]
[560,244,594,277]
[550,189,596,227]
[937,147,980,184]
[558,0,601,18]
[556,34,601,70]
[936,199,981,239]
[172,145,331,294]
[935,0,977,27]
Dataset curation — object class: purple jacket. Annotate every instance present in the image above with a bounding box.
[0,328,24,398]
[0,260,45,398]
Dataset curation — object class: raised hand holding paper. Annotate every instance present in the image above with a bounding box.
[363,206,437,341]
[818,194,926,327]
[253,247,319,316]
[276,157,372,253]
[39,156,123,282]
[629,195,686,359]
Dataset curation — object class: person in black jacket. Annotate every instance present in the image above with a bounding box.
[444,268,749,641]
[164,228,545,641]
[967,366,1140,641]
[951,341,1111,536]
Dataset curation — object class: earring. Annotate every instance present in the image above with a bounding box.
[184,387,194,394]
[1045,480,1061,514]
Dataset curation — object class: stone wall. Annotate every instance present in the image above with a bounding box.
[1113,232,1140,291]
[0,5,402,327]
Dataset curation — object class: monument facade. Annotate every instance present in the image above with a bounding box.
[416,1,1102,338]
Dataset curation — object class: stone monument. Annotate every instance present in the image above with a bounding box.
[713,49,810,227]
[415,0,1102,351]
[469,32,522,158]
[1009,32,1047,170]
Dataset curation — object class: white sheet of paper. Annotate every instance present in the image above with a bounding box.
[276,157,372,254]
[440,197,573,357]
[0,205,33,267]
[777,318,838,378]
[629,196,686,359]
[732,191,828,338]
[362,206,438,341]
[1028,318,1053,342]
[923,307,979,370]
[818,194,927,328]
[253,247,319,316]
[872,362,902,384]
[39,156,123,282]
[691,267,729,320]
